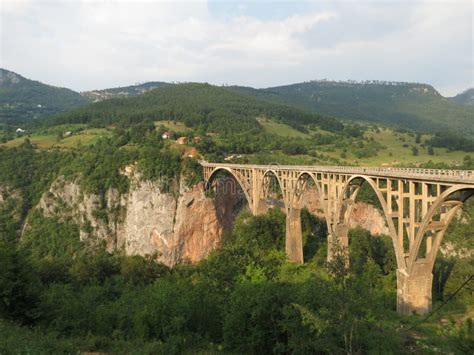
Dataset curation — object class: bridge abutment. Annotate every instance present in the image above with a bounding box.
[286,208,303,263]
[396,265,433,315]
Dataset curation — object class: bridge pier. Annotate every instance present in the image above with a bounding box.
[397,264,433,315]
[254,198,269,215]
[327,224,349,263]
[286,208,303,263]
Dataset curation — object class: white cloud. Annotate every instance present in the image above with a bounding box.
[0,0,471,95]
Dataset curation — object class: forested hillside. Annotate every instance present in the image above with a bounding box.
[0,69,89,124]
[47,83,342,135]
[450,88,474,106]
[228,81,474,136]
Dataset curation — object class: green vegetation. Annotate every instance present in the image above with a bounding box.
[46,83,342,135]
[450,88,474,106]
[229,80,474,137]
[0,68,89,124]
[1,205,472,353]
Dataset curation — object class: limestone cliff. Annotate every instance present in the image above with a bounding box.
[31,176,237,266]
[300,187,389,236]
[26,176,390,267]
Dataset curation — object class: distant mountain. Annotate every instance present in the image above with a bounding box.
[82,81,173,102]
[228,80,474,136]
[449,88,474,106]
[0,68,89,124]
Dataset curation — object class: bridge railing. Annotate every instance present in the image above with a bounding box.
[200,161,474,182]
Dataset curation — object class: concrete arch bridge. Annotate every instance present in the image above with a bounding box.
[201,162,474,315]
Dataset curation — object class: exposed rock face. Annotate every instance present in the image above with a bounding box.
[30,174,390,267]
[119,179,177,261]
[173,182,237,264]
[37,176,123,250]
[32,176,237,266]
[0,185,23,236]
[300,187,389,236]
[0,185,20,204]
[348,203,389,236]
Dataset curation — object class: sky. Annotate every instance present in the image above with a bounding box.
[0,0,472,96]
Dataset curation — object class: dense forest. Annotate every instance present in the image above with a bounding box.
[1,203,473,353]
[46,83,343,135]
[228,81,474,136]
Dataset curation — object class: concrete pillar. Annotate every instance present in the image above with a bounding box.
[327,224,349,262]
[397,265,433,315]
[254,199,268,215]
[286,208,303,263]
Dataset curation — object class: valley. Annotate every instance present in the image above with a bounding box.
[0,68,472,354]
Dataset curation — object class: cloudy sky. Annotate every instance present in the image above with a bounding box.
[1,0,472,95]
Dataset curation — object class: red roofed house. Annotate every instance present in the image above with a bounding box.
[161,131,172,139]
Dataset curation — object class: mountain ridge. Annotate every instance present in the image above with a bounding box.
[226,80,474,135]
[2,68,473,136]
[0,68,89,124]
[449,88,474,106]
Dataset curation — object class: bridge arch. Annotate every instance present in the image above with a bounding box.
[408,185,473,273]
[292,171,329,222]
[205,167,253,210]
[336,175,404,268]
[256,169,288,212]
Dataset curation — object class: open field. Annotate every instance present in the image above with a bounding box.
[56,128,112,148]
[240,123,470,167]
[258,117,310,138]
[0,128,112,149]
[154,120,191,132]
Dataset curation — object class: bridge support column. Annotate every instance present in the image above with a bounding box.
[327,224,349,263]
[254,199,268,215]
[286,208,303,263]
[397,264,432,315]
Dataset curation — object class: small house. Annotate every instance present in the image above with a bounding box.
[176,136,187,145]
[16,128,25,134]
[192,136,201,143]
[161,131,172,139]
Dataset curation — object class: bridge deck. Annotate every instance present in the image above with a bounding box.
[200,162,474,184]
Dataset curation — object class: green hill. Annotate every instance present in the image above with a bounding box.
[0,68,89,124]
[228,81,474,136]
[48,83,343,135]
[450,88,474,106]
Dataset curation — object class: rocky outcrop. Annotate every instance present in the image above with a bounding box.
[37,176,123,250]
[347,203,389,236]
[29,174,391,267]
[300,187,389,236]
[32,175,237,266]
[172,182,237,264]
[118,179,177,261]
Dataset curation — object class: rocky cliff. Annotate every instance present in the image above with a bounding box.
[300,187,389,236]
[32,175,237,266]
